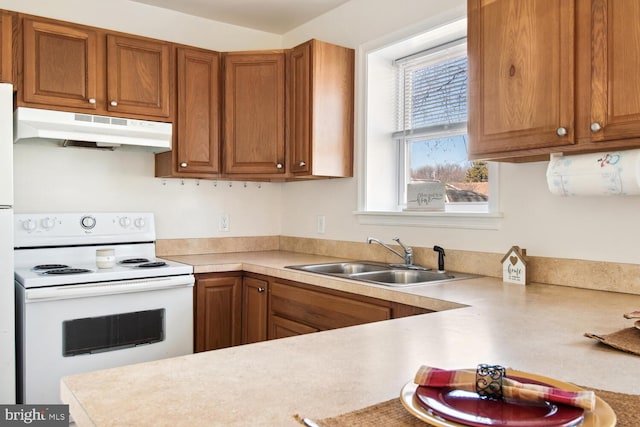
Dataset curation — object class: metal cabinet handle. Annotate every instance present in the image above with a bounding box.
[276,163,283,169]
[180,162,187,168]
[88,98,96,104]
[257,287,265,293]
[110,100,118,107]
[590,122,602,133]
[299,161,306,167]
[556,127,568,137]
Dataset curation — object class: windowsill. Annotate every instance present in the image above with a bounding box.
[354,210,503,230]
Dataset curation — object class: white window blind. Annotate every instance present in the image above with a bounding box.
[393,40,468,140]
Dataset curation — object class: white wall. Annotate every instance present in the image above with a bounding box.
[6,0,640,264]
[13,142,281,239]
[280,0,640,266]
[5,0,283,239]
[0,0,281,51]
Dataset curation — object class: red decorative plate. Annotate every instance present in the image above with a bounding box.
[414,375,584,427]
[401,370,616,427]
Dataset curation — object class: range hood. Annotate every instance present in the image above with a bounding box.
[14,107,172,152]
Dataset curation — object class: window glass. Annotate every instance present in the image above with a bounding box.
[359,17,500,225]
[394,41,489,211]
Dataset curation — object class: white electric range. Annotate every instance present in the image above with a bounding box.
[14,212,194,404]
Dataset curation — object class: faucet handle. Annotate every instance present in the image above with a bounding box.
[392,237,409,250]
[393,238,413,265]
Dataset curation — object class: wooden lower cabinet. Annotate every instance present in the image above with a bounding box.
[195,272,432,351]
[270,315,319,339]
[241,274,269,344]
[267,276,432,339]
[194,272,242,352]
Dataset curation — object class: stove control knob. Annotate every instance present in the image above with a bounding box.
[81,215,96,230]
[22,219,37,231]
[134,217,146,229]
[119,217,131,228]
[40,217,55,230]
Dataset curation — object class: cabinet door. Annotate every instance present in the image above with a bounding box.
[241,276,269,344]
[288,40,354,177]
[22,18,98,109]
[223,52,285,175]
[287,42,312,174]
[0,12,13,84]
[106,34,171,119]
[587,0,640,142]
[176,47,220,174]
[194,274,242,352]
[269,279,391,331]
[467,0,575,158]
[269,315,318,340]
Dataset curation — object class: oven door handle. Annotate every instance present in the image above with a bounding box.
[24,275,195,302]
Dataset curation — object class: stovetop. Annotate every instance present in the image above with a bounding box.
[15,256,192,288]
[13,212,193,288]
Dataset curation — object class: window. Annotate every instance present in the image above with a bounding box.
[358,17,500,228]
[394,39,488,212]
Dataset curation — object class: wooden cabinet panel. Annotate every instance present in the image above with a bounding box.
[269,315,318,340]
[106,34,172,118]
[242,275,269,344]
[585,0,640,142]
[223,52,285,175]
[156,47,220,178]
[287,40,354,178]
[468,0,575,158]
[22,18,98,109]
[270,279,392,332]
[19,16,172,121]
[287,42,312,175]
[470,0,640,160]
[0,12,14,83]
[194,273,242,352]
[196,272,431,348]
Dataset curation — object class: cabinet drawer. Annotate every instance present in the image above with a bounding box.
[270,280,391,331]
[269,314,319,339]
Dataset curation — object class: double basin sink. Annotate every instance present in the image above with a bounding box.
[286,261,475,287]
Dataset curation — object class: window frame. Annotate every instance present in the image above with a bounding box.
[355,16,502,230]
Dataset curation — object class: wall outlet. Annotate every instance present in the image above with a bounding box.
[316,215,326,234]
[219,213,230,232]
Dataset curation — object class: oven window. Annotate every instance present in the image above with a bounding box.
[63,309,165,356]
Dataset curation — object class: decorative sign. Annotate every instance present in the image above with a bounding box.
[501,246,528,285]
[406,181,445,211]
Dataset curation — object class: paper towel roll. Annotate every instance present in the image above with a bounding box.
[546,149,640,196]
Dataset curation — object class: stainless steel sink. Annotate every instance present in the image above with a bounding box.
[349,269,474,286]
[286,262,475,287]
[293,261,391,275]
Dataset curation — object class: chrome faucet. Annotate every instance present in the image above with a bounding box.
[367,237,414,266]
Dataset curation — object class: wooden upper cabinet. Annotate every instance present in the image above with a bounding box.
[106,34,171,118]
[176,47,220,175]
[287,40,354,178]
[581,0,640,143]
[222,51,285,175]
[467,0,575,158]
[469,0,640,160]
[0,12,14,84]
[22,18,99,109]
[20,16,172,121]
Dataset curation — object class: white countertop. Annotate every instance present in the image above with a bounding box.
[61,251,640,426]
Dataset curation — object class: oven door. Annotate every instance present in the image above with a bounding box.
[15,275,194,404]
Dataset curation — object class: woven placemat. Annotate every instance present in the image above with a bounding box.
[585,327,640,356]
[296,387,640,427]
